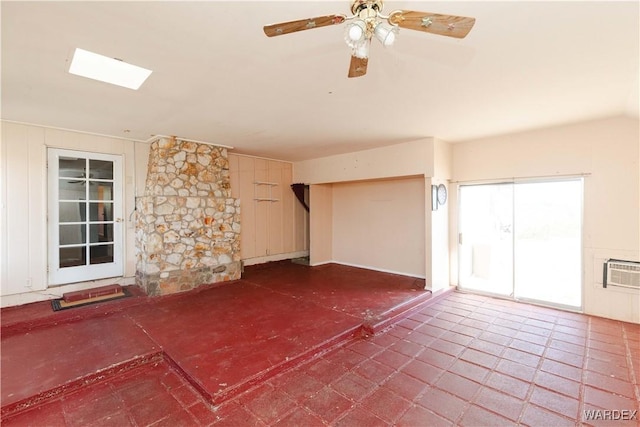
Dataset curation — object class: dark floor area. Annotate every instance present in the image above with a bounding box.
[2,262,639,426]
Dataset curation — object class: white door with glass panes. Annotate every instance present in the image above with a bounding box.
[48,149,123,285]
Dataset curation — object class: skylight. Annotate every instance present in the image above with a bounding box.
[68,48,152,90]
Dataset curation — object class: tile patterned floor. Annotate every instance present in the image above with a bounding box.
[2,266,639,426]
[205,292,639,427]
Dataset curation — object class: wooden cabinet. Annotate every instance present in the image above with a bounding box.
[228,154,307,262]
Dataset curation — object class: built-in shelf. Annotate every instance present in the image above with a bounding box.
[254,181,279,202]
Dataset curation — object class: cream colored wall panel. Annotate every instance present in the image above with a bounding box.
[0,123,6,294]
[587,126,639,252]
[238,156,257,259]
[134,142,150,197]
[254,159,269,257]
[332,177,426,277]
[294,139,434,184]
[2,123,47,295]
[44,128,126,154]
[452,121,593,182]
[228,153,240,199]
[230,154,304,262]
[282,164,295,253]
[268,161,284,255]
[123,143,138,277]
[310,184,333,265]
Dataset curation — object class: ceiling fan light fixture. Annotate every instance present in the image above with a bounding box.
[374,22,398,47]
[344,19,367,48]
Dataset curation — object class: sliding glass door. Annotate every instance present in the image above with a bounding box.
[458,183,513,297]
[459,179,582,309]
[513,180,582,308]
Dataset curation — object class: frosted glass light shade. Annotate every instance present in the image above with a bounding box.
[344,20,367,48]
[374,23,398,47]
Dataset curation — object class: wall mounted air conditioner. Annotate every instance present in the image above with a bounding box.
[603,259,640,289]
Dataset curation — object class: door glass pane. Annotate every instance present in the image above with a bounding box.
[90,245,114,264]
[59,180,86,201]
[59,202,86,223]
[514,180,582,308]
[59,224,86,245]
[90,182,113,201]
[90,224,113,243]
[459,184,513,296]
[89,202,113,221]
[89,159,113,180]
[59,157,86,178]
[60,247,86,268]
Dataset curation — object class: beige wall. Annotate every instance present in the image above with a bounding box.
[332,177,426,278]
[296,139,451,289]
[451,116,640,323]
[431,139,453,291]
[309,184,333,265]
[0,121,144,306]
[294,139,434,184]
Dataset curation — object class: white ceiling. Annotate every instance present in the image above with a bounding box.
[2,1,638,161]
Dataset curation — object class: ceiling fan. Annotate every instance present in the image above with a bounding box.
[263,0,476,78]
[68,171,94,185]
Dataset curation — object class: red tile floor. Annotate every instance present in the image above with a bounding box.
[2,262,639,426]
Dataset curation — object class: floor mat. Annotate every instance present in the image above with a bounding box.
[51,288,132,311]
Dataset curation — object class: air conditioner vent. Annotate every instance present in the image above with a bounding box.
[603,259,640,289]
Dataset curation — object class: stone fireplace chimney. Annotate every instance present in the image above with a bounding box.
[135,137,241,296]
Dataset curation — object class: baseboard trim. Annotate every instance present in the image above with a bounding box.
[242,251,309,267]
[325,260,426,280]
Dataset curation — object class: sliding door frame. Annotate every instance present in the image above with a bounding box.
[456,176,585,312]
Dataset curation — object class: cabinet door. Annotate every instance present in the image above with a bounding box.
[267,161,284,255]
[238,156,256,259]
[254,159,269,257]
[281,163,296,254]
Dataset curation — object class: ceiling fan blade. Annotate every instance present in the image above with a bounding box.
[389,11,475,39]
[264,14,346,37]
[348,56,368,78]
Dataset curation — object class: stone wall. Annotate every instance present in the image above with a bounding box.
[135,137,241,296]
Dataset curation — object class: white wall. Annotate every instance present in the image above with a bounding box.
[294,139,434,185]
[0,121,145,306]
[451,116,640,323]
[431,139,453,291]
[309,184,333,266]
[331,177,426,278]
